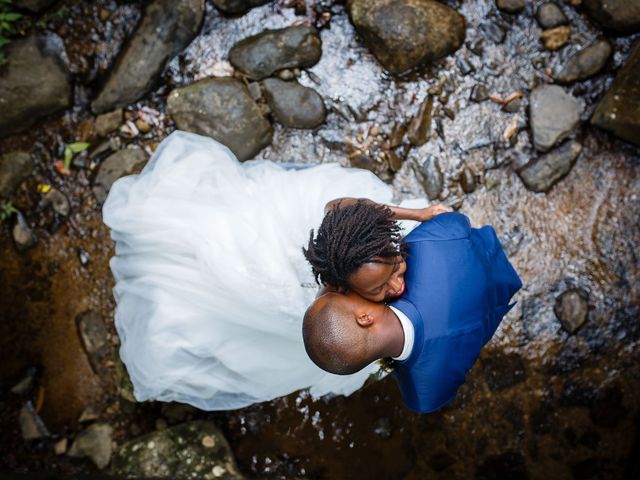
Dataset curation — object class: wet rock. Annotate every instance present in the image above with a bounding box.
[554,40,612,84]
[93,148,148,204]
[540,26,571,50]
[68,423,113,470]
[536,3,567,30]
[414,155,443,200]
[0,152,33,197]
[460,167,476,193]
[480,21,506,44]
[41,188,70,216]
[582,0,640,34]
[554,288,589,333]
[211,0,273,14]
[12,212,37,252]
[590,385,626,428]
[0,35,71,137]
[91,0,206,113]
[347,0,466,74]
[111,421,243,479]
[483,352,526,391]
[496,0,525,14]
[168,78,272,161]
[389,122,406,148]
[76,310,112,377]
[387,150,403,172]
[475,451,529,480]
[95,110,123,137]
[591,41,640,147]
[13,0,57,12]
[517,141,582,193]
[262,78,326,128]
[229,25,321,80]
[11,368,37,396]
[115,357,136,403]
[407,96,433,146]
[529,85,581,152]
[470,84,489,102]
[19,402,49,440]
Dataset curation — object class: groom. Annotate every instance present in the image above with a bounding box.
[303,212,522,413]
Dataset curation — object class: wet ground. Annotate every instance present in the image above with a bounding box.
[1,0,639,478]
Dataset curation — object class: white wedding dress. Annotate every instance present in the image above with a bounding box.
[103,131,425,411]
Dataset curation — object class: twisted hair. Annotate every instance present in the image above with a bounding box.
[303,200,405,291]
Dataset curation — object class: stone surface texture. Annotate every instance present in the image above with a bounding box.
[529,85,581,152]
[211,0,273,14]
[68,423,114,469]
[76,310,112,377]
[167,77,272,161]
[0,152,33,197]
[347,0,466,74]
[554,288,589,333]
[554,40,612,84]
[91,0,205,113]
[535,2,568,29]
[93,148,148,204]
[517,141,582,192]
[262,78,326,128]
[0,35,71,137]
[496,0,525,14]
[229,25,321,80]
[583,0,640,34]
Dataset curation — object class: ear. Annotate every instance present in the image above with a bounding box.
[356,312,374,327]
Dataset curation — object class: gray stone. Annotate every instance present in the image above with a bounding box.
[591,41,640,147]
[68,423,114,470]
[517,141,582,193]
[93,148,148,204]
[262,78,326,128]
[211,0,273,14]
[470,84,489,102]
[12,212,37,251]
[554,40,612,84]
[19,402,49,440]
[583,0,640,34]
[76,310,112,377]
[529,85,581,152]
[414,155,443,200]
[0,35,71,137]
[111,421,243,479]
[229,25,321,80]
[115,357,136,403]
[407,96,433,146]
[95,110,123,137]
[0,152,33,197]
[347,0,466,75]
[496,0,525,14]
[12,0,56,12]
[554,288,589,334]
[167,78,272,161]
[535,2,568,29]
[41,188,70,216]
[91,0,205,113]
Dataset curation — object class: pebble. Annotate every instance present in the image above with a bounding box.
[555,288,589,334]
[460,167,476,193]
[496,0,525,14]
[12,212,37,252]
[540,26,571,50]
[387,150,403,172]
[457,56,475,76]
[54,437,68,455]
[261,78,326,129]
[536,2,568,29]
[554,40,613,84]
[79,407,99,423]
[470,84,489,102]
[42,188,70,216]
[407,96,433,146]
[201,435,216,448]
[95,110,123,138]
[19,402,49,440]
[529,85,581,152]
[68,423,114,470]
[414,155,444,201]
[517,141,582,192]
[389,122,406,148]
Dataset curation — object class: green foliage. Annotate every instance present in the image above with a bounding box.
[0,0,21,66]
[63,142,91,170]
[0,201,17,223]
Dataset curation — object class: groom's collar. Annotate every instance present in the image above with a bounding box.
[390,305,414,361]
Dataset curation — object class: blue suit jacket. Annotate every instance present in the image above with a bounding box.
[390,212,522,413]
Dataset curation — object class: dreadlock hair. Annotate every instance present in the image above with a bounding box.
[303,200,405,291]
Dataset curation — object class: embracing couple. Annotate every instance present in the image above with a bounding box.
[103,131,521,413]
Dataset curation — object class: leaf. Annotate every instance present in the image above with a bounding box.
[0,37,9,47]
[67,141,90,153]
[63,147,73,170]
[3,12,20,21]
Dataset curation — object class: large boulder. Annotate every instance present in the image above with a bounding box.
[111,421,243,479]
[554,40,612,84]
[229,25,321,80]
[0,152,33,197]
[12,0,56,12]
[347,0,466,75]
[93,148,149,204]
[582,0,640,35]
[0,35,71,137]
[211,0,273,14]
[590,41,640,146]
[529,85,581,152]
[517,141,582,193]
[262,78,326,128]
[91,0,205,113]
[167,77,273,161]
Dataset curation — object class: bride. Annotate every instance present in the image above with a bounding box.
[103,130,445,410]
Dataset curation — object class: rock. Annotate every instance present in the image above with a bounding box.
[554,288,589,333]
[211,0,273,14]
[590,41,640,147]
[19,402,49,440]
[535,2,568,29]
[12,212,37,251]
[517,141,582,192]
[95,110,123,137]
[483,352,526,391]
[261,78,326,128]
[76,310,112,376]
[387,150,403,172]
[414,155,443,201]
[229,25,321,80]
[540,26,571,50]
[496,0,525,14]
[41,188,70,216]
[91,0,205,113]
[555,40,612,84]
[0,35,71,137]
[0,152,33,197]
[582,0,640,34]
[347,0,466,75]
[470,84,489,102]
[407,96,433,146]
[389,122,406,148]
[11,368,37,395]
[93,148,148,204]
[68,423,114,470]
[12,0,56,12]
[460,167,476,193]
[167,78,272,161]
[54,438,68,455]
[529,85,581,152]
[111,421,243,479]
[115,357,136,403]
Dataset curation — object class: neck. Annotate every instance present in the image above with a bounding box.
[378,305,404,358]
